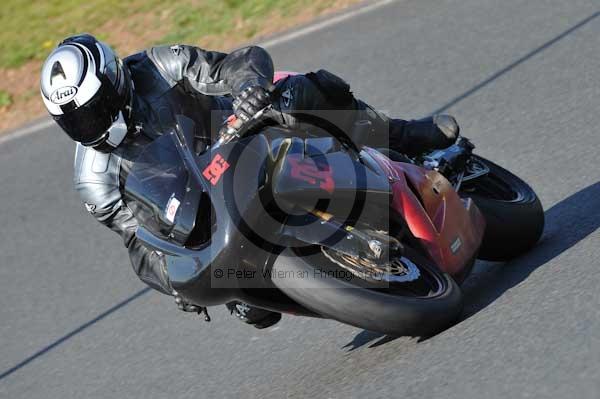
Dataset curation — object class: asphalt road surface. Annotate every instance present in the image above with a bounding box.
[2,0,600,398]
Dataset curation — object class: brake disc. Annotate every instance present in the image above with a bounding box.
[321,247,420,283]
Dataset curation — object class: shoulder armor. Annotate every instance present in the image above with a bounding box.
[148,45,230,96]
[73,143,123,221]
[147,45,190,87]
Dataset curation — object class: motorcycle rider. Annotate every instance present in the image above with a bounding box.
[40,34,459,329]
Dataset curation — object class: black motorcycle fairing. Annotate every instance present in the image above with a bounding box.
[124,132,199,243]
[124,115,397,308]
[126,118,282,305]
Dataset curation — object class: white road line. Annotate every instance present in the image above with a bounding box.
[0,118,54,145]
[260,0,395,49]
[0,0,396,146]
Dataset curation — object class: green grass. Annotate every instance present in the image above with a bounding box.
[163,0,316,43]
[0,0,174,68]
[0,90,11,107]
[0,0,355,131]
[0,0,344,69]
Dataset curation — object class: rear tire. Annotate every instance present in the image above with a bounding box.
[270,247,463,337]
[461,156,544,261]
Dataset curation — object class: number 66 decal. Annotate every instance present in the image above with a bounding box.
[203,153,230,185]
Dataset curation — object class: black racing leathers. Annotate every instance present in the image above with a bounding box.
[74,45,278,295]
[74,44,456,296]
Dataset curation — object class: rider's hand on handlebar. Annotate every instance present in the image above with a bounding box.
[215,85,296,147]
[217,86,275,146]
[233,85,271,126]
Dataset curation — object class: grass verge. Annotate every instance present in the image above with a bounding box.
[0,0,361,132]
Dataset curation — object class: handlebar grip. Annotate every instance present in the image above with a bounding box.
[216,105,276,146]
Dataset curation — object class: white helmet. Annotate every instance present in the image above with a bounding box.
[40,34,131,152]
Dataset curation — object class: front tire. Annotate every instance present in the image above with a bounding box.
[270,247,463,337]
[461,155,544,261]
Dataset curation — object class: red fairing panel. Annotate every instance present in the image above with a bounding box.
[366,149,486,276]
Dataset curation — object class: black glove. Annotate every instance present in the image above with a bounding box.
[232,85,271,124]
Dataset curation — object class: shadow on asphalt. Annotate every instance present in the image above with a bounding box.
[344,182,600,351]
[460,181,600,318]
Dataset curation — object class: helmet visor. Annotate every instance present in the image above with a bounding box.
[54,77,124,145]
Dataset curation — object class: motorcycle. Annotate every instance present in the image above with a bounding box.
[124,73,544,336]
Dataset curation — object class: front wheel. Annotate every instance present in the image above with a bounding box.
[270,246,463,337]
[460,155,544,261]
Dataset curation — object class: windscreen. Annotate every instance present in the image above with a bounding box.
[125,133,190,237]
